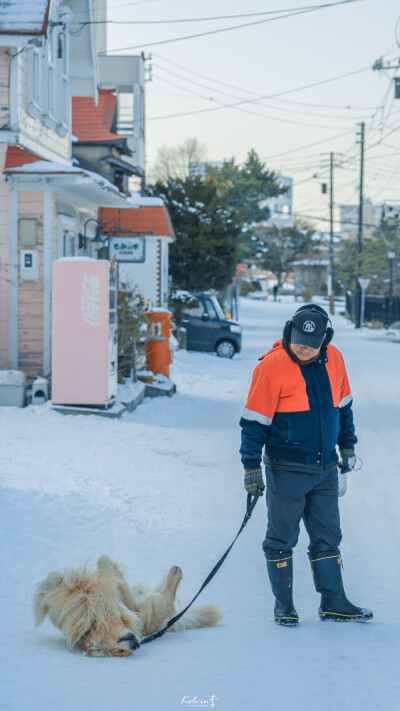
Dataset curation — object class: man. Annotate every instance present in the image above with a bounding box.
[240,304,372,626]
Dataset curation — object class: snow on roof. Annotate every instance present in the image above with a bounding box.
[5,159,121,194]
[4,160,130,207]
[126,195,164,208]
[0,0,50,34]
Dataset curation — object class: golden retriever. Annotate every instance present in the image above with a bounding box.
[33,555,221,657]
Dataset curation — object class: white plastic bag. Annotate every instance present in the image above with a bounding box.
[338,471,347,497]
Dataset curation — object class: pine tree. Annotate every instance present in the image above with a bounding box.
[210,149,286,228]
[149,176,241,292]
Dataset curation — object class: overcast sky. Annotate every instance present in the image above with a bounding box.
[104,0,400,230]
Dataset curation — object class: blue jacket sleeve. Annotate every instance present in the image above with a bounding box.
[239,416,268,470]
[337,401,358,450]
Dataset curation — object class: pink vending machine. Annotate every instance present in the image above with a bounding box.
[52,258,117,407]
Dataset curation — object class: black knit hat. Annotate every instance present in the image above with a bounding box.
[290,307,328,348]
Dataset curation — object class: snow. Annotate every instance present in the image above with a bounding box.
[126,195,164,208]
[1,297,399,710]
[0,0,49,33]
[5,161,124,197]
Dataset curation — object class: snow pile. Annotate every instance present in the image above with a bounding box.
[0,297,399,710]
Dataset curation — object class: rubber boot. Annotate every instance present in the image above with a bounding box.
[309,551,373,622]
[265,551,299,626]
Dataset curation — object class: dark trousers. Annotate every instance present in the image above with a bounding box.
[262,458,342,556]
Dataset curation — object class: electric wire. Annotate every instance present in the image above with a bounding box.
[153,62,372,121]
[145,66,371,122]
[101,0,362,53]
[152,72,355,129]
[73,3,364,24]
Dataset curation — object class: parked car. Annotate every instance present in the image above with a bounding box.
[180,294,241,357]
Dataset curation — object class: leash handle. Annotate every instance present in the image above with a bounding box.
[141,493,261,646]
[244,489,262,525]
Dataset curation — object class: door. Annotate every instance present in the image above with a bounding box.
[181,298,213,351]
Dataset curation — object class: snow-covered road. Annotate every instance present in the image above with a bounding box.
[1,297,399,711]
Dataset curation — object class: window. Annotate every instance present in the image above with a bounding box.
[203,300,218,319]
[19,218,37,245]
[28,48,42,117]
[182,300,203,318]
[27,8,70,132]
[62,230,76,257]
[117,91,134,134]
[44,29,55,121]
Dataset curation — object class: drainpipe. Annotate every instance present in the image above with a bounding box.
[9,178,18,369]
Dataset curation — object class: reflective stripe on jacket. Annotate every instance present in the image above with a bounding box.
[239,338,357,468]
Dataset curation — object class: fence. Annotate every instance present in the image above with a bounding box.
[345,291,400,327]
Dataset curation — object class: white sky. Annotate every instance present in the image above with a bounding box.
[104,0,400,230]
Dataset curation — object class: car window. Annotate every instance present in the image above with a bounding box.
[210,297,225,320]
[182,301,204,318]
[203,300,218,319]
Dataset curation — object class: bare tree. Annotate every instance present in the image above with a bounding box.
[149,138,207,182]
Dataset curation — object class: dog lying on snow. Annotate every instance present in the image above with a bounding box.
[33,555,221,657]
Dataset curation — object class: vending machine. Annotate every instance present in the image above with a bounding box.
[52,257,117,407]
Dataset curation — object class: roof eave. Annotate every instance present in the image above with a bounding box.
[0,0,51,38]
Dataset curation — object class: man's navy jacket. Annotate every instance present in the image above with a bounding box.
[239,338,357,469]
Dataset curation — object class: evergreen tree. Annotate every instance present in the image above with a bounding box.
[149,176,241,292]
[336,224,399,295]
[210,149,286,229]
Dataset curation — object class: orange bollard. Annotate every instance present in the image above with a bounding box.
[146,309,174,377]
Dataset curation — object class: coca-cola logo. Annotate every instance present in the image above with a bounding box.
[81,273,100,326]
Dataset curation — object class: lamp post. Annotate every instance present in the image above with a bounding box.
[388,248,395,328]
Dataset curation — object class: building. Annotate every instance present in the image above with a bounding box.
[189,161,224,180]
[0,0,174,380]
[264,175,293,228]
[340,199,400,241]
[291,252,330,295]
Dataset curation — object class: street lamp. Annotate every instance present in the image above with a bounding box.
[78,218,108,257]
[388,247,395,328]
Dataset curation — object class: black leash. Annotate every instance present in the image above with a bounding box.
[141,491,262,645]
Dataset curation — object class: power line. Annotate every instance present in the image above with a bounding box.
[76,3,363,24]
[155,49,395,112]
[145,66,370,122]
[152,72,355,129]
[153,63,371,121]
[101,0,362,53]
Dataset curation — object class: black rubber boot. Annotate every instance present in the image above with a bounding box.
[309,551,373,622]
[265,551,299,626]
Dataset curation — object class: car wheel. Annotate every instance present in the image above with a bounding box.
[216,339,236,358]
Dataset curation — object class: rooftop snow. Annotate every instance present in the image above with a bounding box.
[0,0,50,34]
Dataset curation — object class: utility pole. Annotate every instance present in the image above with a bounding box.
[329,152,335,315]
[355,122,365,328]
[321,151,338,315]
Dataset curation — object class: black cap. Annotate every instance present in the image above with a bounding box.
[290,308,328,348]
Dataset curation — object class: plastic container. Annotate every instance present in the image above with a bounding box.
[0,370,27,407]
[32,376,49,405]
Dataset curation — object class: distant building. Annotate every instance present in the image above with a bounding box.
[189,161,224,179]
[264,175,293,228]
[291,253,330,295]
[340,199,400,240]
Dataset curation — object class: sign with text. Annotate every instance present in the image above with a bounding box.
[109,235,146,263]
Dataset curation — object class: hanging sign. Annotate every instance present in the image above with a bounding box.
[109,236,146,263]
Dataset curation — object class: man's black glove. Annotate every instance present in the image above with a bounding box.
[244,468,265,495]
[339,448,357,474]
